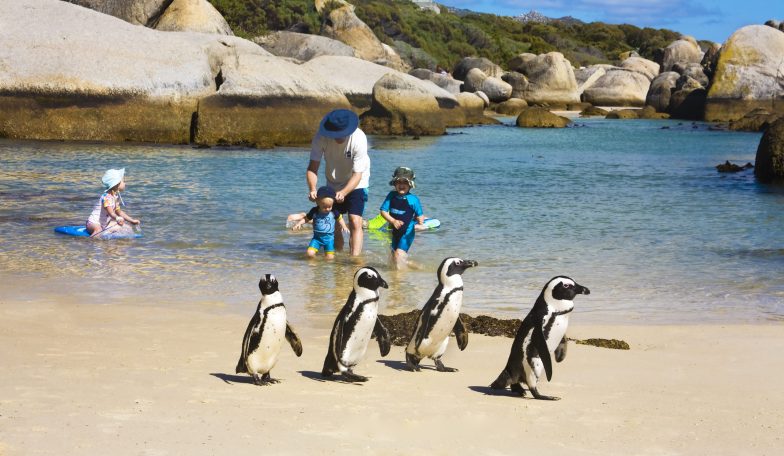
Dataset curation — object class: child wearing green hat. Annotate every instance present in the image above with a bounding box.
[379,166,425,268]
[86,168,140,236]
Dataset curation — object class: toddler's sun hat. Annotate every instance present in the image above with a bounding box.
[102,168,125,190]
[317,186,337,199]
[389,166,415,188]
[318,109,359,139]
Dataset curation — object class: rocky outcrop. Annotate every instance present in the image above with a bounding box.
[64,0,172,26]
[620,57,660,81]
[510,52,580,107]
[705,25,784,122]
[316,0,407,71]
[755,117,784,181]
[701,42,721,78]
[463,69,512,102]
[672,62,709,88]
[661,37,703,72]
[301,56,450,110]
[501,71,529,99]
[195,53,352,147]
[451,93,499,126]
[409,69,462,95]
[579,106,608,117]
[582,69,651,107]
[360,73,460,136]
[515,107,571,128]
[155,0,233,34]
[493,98,528,116]
[729,108,781,131]
[253,31,356,61]
[646,72,680,112]
[0,0,270,144]
[453,57,503,81]
[637,105,669,119]
[669,76,707,120]
[575,65,611,94]
[606,109,639,119]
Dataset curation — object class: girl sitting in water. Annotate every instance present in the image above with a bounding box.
[86,168,140,236]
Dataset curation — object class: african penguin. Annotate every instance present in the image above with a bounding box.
[235,274,303,385]
[490,276,589,400]
[405,257,478,372]
[322,266,391,382]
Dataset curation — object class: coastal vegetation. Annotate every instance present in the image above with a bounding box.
[208,0,681,69]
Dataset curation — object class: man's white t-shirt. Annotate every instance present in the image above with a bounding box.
[309,129,370,190]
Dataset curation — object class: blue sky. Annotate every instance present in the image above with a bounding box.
[436,0,778,43]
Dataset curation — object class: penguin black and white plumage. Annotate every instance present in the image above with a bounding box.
[322,267,391,382]
[235,274,303,385]
[405,257,478,372]
[490,276,589,400]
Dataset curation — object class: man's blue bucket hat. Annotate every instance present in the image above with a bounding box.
[318,109,359,139]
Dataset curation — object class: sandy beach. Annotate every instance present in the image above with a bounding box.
[1,297,782,456]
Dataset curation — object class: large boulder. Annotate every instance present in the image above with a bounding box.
[575,65,611,93]
[155,0,233,34]
[501,71,529,99]
[302,56,449,109]
[755,117,784,182]
[463,68,512,102]
[64,0,171,26]
[360,73,460,136]
[646,72,680,112]
[669,76,707,120]
[195,53,352,147]
[620,57,660,81]
[316,0,407,71]
[729,108,781,131]
[515,107,571,128]
[671,62,709,88]
[661,37,703,72]
[705,25,784,121]
[701,42,722,78]
[511,52,580,107]
[253,31,356,61]
[582,69,651,107]
[451,93,499,126]
[493,98,528,116]
[409,69,462,95]
[452,57,503,81]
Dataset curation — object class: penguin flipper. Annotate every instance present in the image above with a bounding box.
[237,305,261,373]
[374,318,391,357]
[412,286,442,348]
[554,335,567,363]
[533,324,553,382]
[285,323,303,357]
[453,316,469,351]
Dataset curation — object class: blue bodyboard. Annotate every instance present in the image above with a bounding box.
[54,225,142,239]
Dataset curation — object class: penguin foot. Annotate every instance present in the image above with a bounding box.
[530,387,560,401]
[510,383,527,397]
[252,373,280,386]
[342,370,369,382]
[434,359,458,372]
[405,353,421,372]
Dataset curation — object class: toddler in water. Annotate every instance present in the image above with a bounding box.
[379,166,425,268]
[291,186,348,260]
[86,168,140,236]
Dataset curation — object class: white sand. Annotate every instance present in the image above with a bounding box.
[1,299,782,455]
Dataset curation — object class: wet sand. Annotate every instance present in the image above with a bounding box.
[1,298,782,455]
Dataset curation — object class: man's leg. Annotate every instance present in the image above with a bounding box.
[348,214,363,256]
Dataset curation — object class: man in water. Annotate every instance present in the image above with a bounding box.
[306,109,369,256]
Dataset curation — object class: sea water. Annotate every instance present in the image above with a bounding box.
[1,118,782,324]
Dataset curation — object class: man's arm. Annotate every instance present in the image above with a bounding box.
[306,160,320,201]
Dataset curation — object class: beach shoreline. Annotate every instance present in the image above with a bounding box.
[1,297,781,455]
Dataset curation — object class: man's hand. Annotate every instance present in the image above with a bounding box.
[335,191,346,203]
[308,190,317,202]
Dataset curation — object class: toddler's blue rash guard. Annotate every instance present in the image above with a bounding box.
[306,207,340,254]
[380,192,423,252]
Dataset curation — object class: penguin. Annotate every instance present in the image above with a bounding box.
[235,274,303,385]
[490,276,590,400]
[405,257,478,372]
[322,266,391,382]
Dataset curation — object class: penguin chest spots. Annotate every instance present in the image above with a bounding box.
[248,307,286,374]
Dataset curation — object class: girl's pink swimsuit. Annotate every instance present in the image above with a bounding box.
[86,192,118,228]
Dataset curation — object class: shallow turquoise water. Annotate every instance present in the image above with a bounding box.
[1,118,782,324]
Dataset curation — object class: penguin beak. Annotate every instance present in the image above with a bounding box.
[576,284,590,295]
[462,260,478,269]
[379,278,389,289]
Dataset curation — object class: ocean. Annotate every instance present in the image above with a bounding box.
[1,117,782,324]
